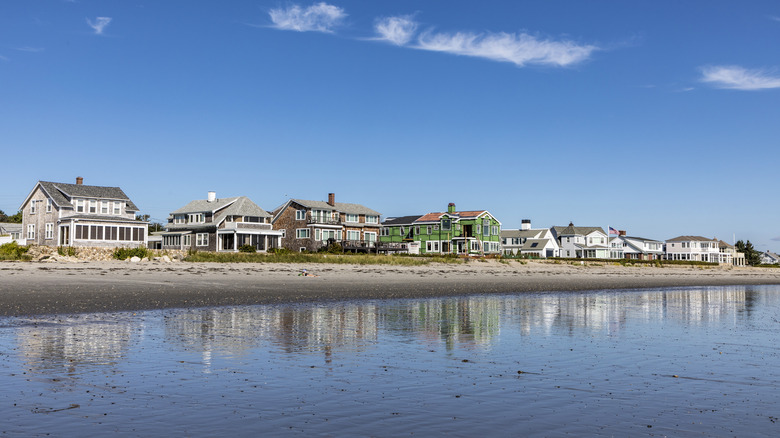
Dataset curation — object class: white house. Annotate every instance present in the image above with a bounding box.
[609,233,664,260]
[552,223,609,259]
[0,223,23,245]
[664,236,721,263]
[761,251,780,265]
[501,220,559,258]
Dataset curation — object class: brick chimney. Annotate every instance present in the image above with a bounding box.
[619,230,626,236]
[328,193,335,206]
[448,203,456,214]
[76,177,83,185]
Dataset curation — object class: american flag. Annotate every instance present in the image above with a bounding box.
[609,227,619,235]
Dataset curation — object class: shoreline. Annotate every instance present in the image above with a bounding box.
[2,260,780,316]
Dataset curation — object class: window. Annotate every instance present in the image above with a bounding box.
[415,226,420,235]
[365,232,377,242]
[492,226,499,236]
[183,235,191,247]
[296,210,306,221]
[441,218,451,231]
[380,227,389,236]
[347,230,360,240]
[174,215,186,224]
[196,233,209,246]
[345,213,359,223]
[133,228,144,241]
[400,226,405,235]
[483,225,490,236]
[426,241,440,252]
[281,230,286,238]
[89,200,97,213]
[27,224,35,239]
[113,201,122,215]
[296,229,310,239]
[46,199,52,213]
[45,223,54,239]
[366,215,378,224]
[30,200,36,214]
[101,201,109,214]
[188,213,205,224]
[76,199,85,213]
[315,229,321,241]
[427,226,432,235]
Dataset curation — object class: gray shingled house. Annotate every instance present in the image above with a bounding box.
[19,177,147,248]
[162,192,282,252]
[271,193,381,252]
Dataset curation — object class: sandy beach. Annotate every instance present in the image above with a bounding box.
[2,259,780,316]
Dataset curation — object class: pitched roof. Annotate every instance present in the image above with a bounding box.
[666,235,717,242]
[213,197,271,224]
[553,225,605,236]
[37,181,139,211]
[500,229,543,239]
[171,197,239,215]
[0,223,22,233]
[290,199,380,216]
[382,215,423,226]
[414,210,490,223]
[521,238,550,250]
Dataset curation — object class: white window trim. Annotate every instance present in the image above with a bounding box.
[27,224,35,239]
[296,210,306,221]
[113,201,122,215]
[89,200,97,214]
[365,215,378,224]
[46,199,52,213]
[45,223,54,239]
[196,233,209,247]
[30,200,36,214]
[296,228,310,239]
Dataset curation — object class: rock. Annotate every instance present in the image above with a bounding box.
[162,255,172,263]
[130,256,141,263]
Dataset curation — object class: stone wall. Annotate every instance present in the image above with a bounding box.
[25,245,188,262]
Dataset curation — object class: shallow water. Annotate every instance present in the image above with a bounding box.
[1,285,780,436]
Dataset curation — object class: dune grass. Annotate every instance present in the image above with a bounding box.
[183,251,464,266]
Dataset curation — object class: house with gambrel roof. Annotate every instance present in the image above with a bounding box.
[162,192,281,252]
[272,193,381,252]
[20,177,147,248]
[380,203,502,255]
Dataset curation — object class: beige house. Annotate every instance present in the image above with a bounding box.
[20,177,147,248]
[717,240,746,266]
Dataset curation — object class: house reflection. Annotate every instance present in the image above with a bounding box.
[16,317,134,388]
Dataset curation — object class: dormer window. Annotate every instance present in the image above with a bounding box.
[76,199,85,213]
[346,213,358,223]
[188,213,205,224]
[366,215,378,224]
[101,201,109,214]
[89,200,97,214]
[113,201,122,215]
[174,215,186,224]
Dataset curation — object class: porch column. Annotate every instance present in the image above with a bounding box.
[233,232,237,252]
[264,235,268,252]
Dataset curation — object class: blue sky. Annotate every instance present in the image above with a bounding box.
[2,1,779,251]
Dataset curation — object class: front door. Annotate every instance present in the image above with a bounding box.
[59,225,70,246]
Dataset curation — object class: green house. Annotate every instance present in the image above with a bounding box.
[380,203,502,255]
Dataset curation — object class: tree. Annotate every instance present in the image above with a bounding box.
[735,240,762,266]
[0,210,22,223]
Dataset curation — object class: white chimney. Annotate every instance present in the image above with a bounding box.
[521,219,531,231]
[207,191,216,202]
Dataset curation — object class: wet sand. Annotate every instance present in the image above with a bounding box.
[1,260,780,316]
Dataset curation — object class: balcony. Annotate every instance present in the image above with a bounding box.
[222,222,273,231]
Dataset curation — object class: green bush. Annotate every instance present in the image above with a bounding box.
[57,246,77,257]
[238,244,256,253]
[113,246,148,260]
[0,242,30,260]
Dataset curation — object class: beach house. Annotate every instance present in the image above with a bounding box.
[161,192,281,252]
[272,193,381,252]
[500,220,559,258]
[19,178,147,248]
[664,236,721,263]
[552,223,609,259]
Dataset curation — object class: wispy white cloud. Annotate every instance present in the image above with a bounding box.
[372,16,597,67]
[0,54,9,62]
[769,15,780,23]
[269,2,346,33]
[700,65,780,90]
[415,30,597,67]
[86,16,112,35]
[374,16,417,46]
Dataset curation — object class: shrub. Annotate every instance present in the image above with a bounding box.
[238,244,256,253]
[113,246,148,260]
[0,242,30,260]
[57,246,77,257]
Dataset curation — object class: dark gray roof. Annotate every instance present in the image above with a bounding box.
[167,196,269,231]
[382,215,423,226]
[291,199,380,216]
[521,239,550,250]
[38,181,140,211]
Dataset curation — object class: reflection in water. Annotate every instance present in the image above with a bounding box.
[4,285,779,436]
[12,286,766,370]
